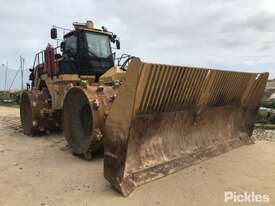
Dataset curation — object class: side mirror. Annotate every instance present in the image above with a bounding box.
[51,28,57,39]
[116,39,120,50]
[60,41,65,52]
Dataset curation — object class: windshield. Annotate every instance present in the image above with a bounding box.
[85,32,111,58]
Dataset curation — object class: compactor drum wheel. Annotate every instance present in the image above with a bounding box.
[63,88,102,159]
[20,92,38,136]
[20,91,61,136]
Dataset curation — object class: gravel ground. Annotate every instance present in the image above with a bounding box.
[252,129,275,142]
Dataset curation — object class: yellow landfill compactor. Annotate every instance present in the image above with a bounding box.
[20,20,269,196]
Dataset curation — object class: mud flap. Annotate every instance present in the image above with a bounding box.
[104,57,268,196]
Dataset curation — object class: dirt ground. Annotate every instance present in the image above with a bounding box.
[0,106,275,206]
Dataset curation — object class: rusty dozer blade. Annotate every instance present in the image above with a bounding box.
[104,57,268,196]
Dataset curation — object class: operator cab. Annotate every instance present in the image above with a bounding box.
[52,20,120,78]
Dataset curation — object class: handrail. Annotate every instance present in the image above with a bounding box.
[32,46,61,70]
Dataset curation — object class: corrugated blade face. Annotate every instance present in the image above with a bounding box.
[104,57,268,196]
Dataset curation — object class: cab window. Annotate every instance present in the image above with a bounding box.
[64,34,77,54]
